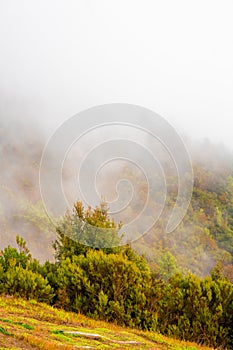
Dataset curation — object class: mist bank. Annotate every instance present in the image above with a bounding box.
[0,117,233,277]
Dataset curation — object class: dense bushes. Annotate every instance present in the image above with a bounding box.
[1,240,232,348]
[1,266,54,302]
[1,203,233,348]
[55,250,151,327]
[0,237,53,302]
[151,273,233,347]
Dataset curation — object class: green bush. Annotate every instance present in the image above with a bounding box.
[1,266,54,302]
[55,250,151,328]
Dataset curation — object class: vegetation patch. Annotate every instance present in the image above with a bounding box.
[0,326,11,336]
[0,317,34,330]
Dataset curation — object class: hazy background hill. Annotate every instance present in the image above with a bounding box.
[1,118,233,281]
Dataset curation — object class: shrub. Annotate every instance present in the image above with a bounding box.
[1,266,54,302]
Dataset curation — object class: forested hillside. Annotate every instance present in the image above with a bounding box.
[133,158,233,279]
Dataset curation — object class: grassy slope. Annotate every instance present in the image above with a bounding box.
[0,296,214,350]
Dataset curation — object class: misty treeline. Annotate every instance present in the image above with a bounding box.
[0,202,233,348]
[1,120,233,278]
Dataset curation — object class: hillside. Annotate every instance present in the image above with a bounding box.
[0,295,214,350]
[1,121,233,279]
[1,122,233,348]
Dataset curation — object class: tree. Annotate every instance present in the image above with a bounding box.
[158,251,179,280]
[0,235,31,272]
[53,200,123,262]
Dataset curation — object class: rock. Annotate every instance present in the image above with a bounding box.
[111,340,142,345]
[64,331,101,340]
[64,330,143,346]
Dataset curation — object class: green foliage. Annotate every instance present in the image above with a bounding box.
[148,273,233,348]
[0,317,34,330]
[53,201,123,262]
[158,251,180,280]
[1,266,54,302]
[0,236,54,303]
[55,250,151,328]
[0,240,31,273]
[0,326,11,336]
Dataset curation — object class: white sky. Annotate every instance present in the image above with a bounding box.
[0,0,233,149]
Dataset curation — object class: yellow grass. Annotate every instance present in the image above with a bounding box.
[0,295,215,350]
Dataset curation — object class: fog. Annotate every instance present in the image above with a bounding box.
[0,1,233,272]
[0,0,232,147]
